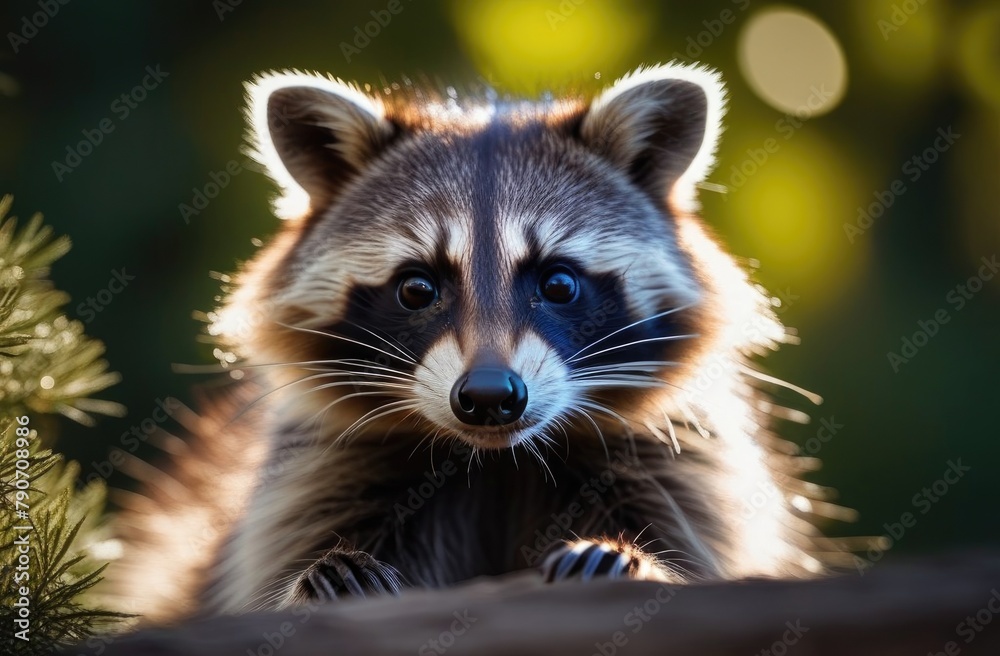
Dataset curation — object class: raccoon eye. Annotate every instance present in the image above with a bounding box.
[397,274,437,311]
[539,266,579,304]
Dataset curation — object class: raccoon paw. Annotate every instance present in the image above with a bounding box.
[290,550,406,603]
[541,539,669,583]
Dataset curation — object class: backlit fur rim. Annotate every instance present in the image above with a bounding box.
[245,70,387,220]
[247,64,725,218]
[588,62,727,211]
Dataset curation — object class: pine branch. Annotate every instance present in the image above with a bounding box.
[0,196,131,655]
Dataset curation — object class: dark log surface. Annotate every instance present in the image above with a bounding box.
[99,550,1000,656]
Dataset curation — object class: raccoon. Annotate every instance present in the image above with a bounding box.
[112,63,845,621]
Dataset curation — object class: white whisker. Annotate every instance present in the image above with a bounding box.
[566,406,610,463]
[569,334,699,365]
[301,369,416,384]
[231,368,414,425]
[306,393,407,442]
[328,400,420,449]
[523,439,555,483]
[232,358,417,379]
[576,399,633,435]
[310,380,411,393]
[571,361,679,376]
[277,322,417,366]
[567,304,695,362]
[571,376,678,392]
[341,318,419,362]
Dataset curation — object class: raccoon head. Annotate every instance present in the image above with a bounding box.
[216,64,780,450]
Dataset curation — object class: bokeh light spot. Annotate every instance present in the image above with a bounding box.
[723,134,868,306]
[852,0,944,88]
[449,0,646,93]
[956,4,1000,109]
[953,110,1000,272]
[40,375,55,390]
[738,8,848,117]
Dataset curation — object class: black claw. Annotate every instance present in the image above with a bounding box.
[339,563,366,598]
[293,551,406,603]
[374,562,405,595]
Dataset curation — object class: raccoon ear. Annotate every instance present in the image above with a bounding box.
[246,72,395,219]
[580,63,725,211]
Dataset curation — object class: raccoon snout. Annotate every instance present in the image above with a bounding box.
[449,367,528,426]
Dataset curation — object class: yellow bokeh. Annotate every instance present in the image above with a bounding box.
[721,133,869,304]
[954,110,1000,270]
[449,0,647,93]
[738,7,848,117]
[852,0,945,88]
[955,3,1000,109]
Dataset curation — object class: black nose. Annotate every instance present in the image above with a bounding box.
[450,367,528,426]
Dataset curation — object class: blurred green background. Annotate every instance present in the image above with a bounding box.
[1,0,997,556]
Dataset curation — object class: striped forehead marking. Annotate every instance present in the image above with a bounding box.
[444,222,472,270]
[470,122,502,289]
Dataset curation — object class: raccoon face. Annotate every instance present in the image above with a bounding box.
[222,64,764,450]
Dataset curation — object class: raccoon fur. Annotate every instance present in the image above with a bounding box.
[111,63,847,622]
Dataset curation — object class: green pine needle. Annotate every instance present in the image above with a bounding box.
[0,197,132,655]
